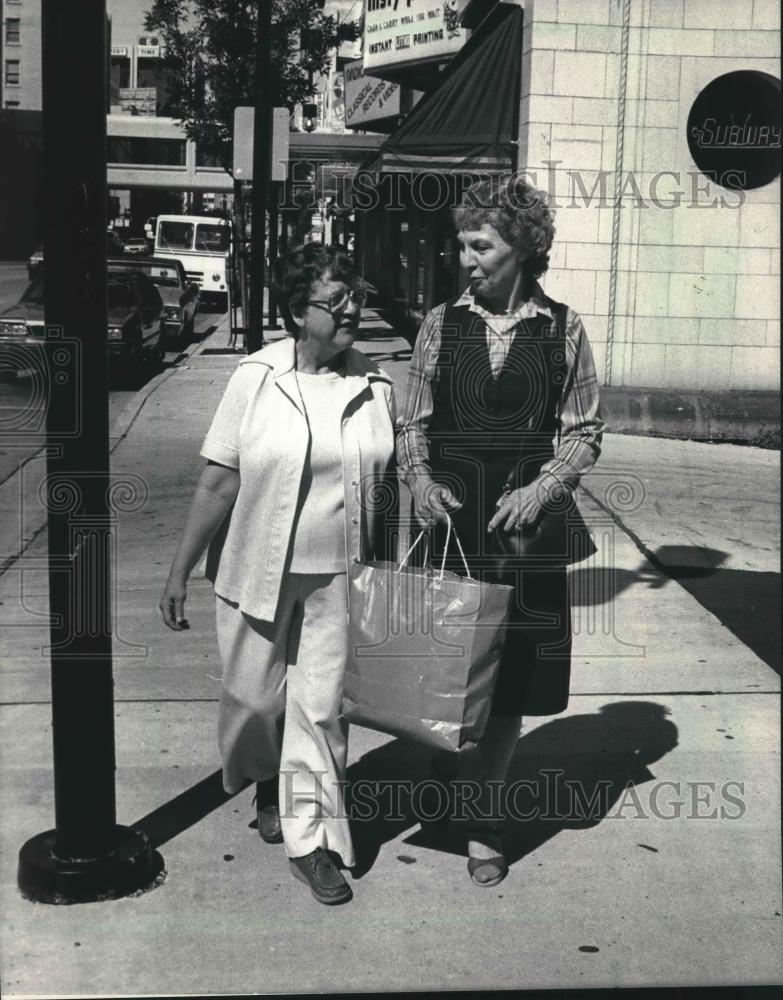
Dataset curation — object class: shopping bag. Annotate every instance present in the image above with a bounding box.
[343,518,514,752]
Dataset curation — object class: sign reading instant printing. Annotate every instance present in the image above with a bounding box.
[344,59,401,128]
[363,0,466,75]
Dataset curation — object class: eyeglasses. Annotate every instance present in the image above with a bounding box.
[307,287,367,315]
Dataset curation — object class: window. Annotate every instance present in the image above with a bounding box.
[195,146,223,168]
[107,281,134,310]
[195,224,229,252]
[109,263,183,288]
[5,19,21,44]
[5,60,20,86]
[157,221,194,250]
[107,136,186,166]
[110,61,131,90]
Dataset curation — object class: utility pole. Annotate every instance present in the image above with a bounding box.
[247,0,273,354]
[268,183,280,330]
[232,178,250,345]
[17,0,163,904]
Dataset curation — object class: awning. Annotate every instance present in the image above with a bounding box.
[363,4,523,176]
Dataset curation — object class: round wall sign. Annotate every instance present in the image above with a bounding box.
[687,71,781,190]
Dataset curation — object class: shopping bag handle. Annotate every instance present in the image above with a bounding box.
[397,531,428,573]
[441,515,472,581]
[396,516,472,581]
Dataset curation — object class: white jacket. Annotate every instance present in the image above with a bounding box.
[201,337,395,621]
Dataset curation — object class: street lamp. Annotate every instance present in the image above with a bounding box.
[302,102,318,133]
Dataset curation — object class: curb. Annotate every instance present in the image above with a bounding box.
[111,322,227,441]
[601,387,780,448]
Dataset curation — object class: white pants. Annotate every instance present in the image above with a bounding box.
[215,573,354,868]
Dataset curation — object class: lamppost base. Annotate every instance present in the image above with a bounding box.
[18,826,164,904]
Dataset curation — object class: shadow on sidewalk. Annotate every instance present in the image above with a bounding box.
[570,545,781,676]
[127,703,677,872]
[495,701,678,867]
[347,700,678,878]
[132,770,236,848]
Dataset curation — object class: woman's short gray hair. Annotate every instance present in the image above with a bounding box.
[272,242,356,335]
[452,175,556,280]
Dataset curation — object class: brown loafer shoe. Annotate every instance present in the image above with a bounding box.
[257,803,283,844]
[289,848,353,905]
[254,780,283,844]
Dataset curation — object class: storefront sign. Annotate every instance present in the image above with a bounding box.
[363,0,466,75]
[111,46,129,58]
[344,59,401,128]
[135,45,161,59]
[687,71,781,190]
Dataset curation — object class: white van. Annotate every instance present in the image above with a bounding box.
[154,214,231,306]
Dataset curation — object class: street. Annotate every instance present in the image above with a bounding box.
[0,261,225,485]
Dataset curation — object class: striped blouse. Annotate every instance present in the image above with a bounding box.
[396,284,606,496]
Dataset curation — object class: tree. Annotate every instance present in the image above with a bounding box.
[145,0,358,176]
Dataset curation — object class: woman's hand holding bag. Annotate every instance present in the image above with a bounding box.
[409,475,462,529]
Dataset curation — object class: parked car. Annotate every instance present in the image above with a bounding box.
[123,237,151,257]
[0,269,165,380]
[27,245,44,280]
[108,256,199,346]
[106,270,166,375]
[0,274,45,352]
[25,233,127,279]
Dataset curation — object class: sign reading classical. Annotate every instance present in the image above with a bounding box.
[344,59,401,128]
[363,0,466,76]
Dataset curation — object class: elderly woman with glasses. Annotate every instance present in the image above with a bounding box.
[397,175,604,888]
[160,243,395,906]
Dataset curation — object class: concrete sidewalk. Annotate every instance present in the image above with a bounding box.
[0,310,780,995]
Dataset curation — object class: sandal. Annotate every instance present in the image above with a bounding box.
[466,828,508,888]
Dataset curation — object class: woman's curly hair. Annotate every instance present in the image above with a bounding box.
[452,174,556,280]
[272,242,356,334]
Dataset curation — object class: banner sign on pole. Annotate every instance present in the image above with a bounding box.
[233,106,290,182]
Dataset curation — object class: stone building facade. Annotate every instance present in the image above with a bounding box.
[520,0,779,391]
